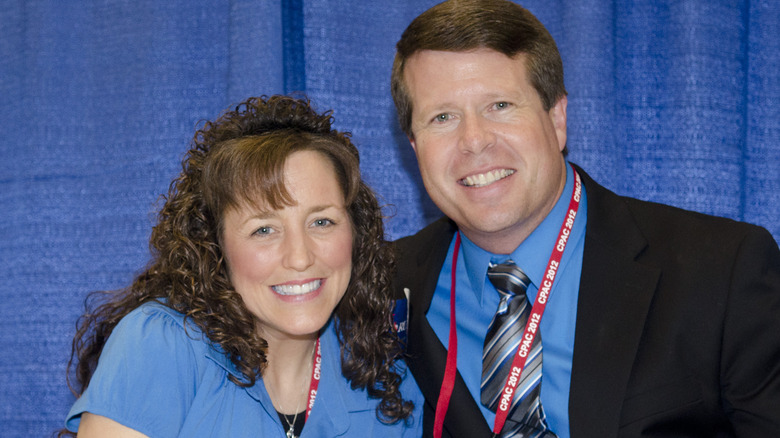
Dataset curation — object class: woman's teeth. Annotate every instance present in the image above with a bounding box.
[272,280,321,295]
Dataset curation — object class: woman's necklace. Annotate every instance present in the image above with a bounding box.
[270,339,319,438]
[275,364,306,438]
[282,409,301,438]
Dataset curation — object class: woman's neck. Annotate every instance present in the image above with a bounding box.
[263,335,318,415]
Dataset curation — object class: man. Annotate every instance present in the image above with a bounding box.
[390,1,780,437]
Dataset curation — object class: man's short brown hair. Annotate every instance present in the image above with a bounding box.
[391,0,567,138]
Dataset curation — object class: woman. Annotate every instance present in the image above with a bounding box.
[61,95,421,437]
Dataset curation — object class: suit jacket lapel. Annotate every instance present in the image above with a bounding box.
[401,217,453,405]
[399,218,493,437]
[568,166,660,438]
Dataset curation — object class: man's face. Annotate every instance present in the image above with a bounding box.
[404,48,568,253]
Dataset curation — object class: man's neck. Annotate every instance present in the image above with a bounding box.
[460,200,559,255]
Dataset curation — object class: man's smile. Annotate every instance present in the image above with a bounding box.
[459,168,515,187]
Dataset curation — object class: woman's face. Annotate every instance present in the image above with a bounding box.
[221,150,353,342]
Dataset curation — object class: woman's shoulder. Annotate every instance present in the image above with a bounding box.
[122,300,187,327]
[116,301,206,343]
[98,300,219,378]
[65,302,213,435]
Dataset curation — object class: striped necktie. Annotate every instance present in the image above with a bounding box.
[482,260,555,437]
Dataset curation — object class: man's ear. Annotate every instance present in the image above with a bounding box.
[550,95,568,152]
[409,135,418,153]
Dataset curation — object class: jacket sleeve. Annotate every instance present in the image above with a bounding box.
[721,226,780,435]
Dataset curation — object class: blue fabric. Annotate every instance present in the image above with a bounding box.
[65,301,422,437]
[427,164,587,437]
[1,1,778,435]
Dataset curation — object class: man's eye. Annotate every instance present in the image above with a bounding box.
[495,102,510,109]
[434,113,449,122]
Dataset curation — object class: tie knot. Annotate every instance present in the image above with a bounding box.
[487,260,531,298]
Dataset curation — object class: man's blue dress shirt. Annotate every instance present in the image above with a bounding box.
[428,163,587,438]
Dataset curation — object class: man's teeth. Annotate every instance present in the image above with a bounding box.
[272,280,321,295]
[461,169,515,187]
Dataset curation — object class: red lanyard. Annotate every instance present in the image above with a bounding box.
[433,166,582,437]
[432,233,462,437]
[305,337,322,420]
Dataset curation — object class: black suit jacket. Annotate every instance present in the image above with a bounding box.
[394,165,780,437]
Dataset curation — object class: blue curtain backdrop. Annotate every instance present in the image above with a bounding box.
[1,0,778,435]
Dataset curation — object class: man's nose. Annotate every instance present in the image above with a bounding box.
[458,115,495,155]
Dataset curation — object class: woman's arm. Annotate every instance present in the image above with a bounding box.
[77,412,149,438]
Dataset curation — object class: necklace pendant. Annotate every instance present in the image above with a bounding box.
[286,427,295,438]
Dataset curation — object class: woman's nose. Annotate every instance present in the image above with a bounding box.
[281,229,315,271]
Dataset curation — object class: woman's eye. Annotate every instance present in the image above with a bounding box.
[254,226,273,236]
[313,218,334,227]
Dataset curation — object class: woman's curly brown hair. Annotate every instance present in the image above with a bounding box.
[63,95,414,432]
